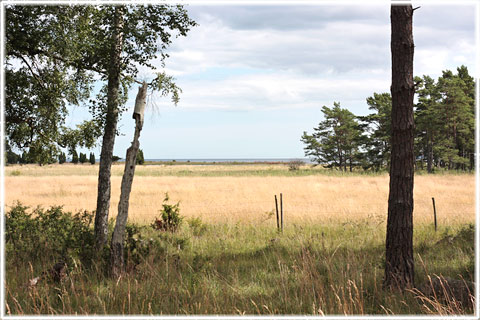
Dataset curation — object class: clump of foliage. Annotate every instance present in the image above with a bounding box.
[89,152,95,164]
[5,203,95,266]
[302,66,474,172]
[71,150,79,164]
[124,224,158,269]
[112,155,122,163]
[59,152,67,164]
[152,193,183,232]
[6,149,20,165]
[136,149,145,165]
[187,217,208,236]
[288,159,304,171]
[79,152,87,164]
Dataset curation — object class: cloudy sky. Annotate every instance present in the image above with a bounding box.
[70,3,477,160]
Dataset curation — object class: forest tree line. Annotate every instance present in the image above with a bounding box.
[301,65,475,172]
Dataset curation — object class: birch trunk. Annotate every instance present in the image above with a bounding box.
[94,5,125,251]
[111,82,148,277]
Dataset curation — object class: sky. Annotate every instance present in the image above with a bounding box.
[68,2,478,160]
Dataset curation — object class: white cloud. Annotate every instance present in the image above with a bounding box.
[129,4,476,114]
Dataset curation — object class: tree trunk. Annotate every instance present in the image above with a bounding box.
[94,6,125,251]
[384,4,415,291]
[111,82,147,278]
[427,136,433,173]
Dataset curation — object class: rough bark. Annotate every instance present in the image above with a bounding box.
[111,82,147,278]
[384,4,415,291]
[94,6,125,251]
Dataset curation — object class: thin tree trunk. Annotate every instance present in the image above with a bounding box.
[384,4,415,291]
[427,136,433,173]
[94,6,125,251]
[111,82,147,278]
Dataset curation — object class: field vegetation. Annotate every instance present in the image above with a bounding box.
[4,163,475,315]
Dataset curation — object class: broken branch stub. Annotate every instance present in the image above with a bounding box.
[133,81,148,124]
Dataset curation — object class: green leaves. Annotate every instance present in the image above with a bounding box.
[5,4,196,162]
[302,102,362,171]
[302,66,475,172]
[415,65,475,171]
[150,72,182,106]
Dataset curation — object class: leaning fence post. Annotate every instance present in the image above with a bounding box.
[275,195,279,231]
[432,197,437,232]
[280,193,283,232]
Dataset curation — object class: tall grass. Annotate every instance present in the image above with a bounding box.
[4,164,474,315]
[5,216,475,315]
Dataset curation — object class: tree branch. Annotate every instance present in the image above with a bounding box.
[16,54,47,90]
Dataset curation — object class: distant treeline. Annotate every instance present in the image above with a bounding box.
[302,66,475,172]
[6,149,145,166]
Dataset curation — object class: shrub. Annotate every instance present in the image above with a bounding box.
[59,152,67,164]
[136,149,145,165]
[71,150,79,164]
[152,193,183,232]
[124,223,157,269]
[187,217,208,236]
[5,202,95,266]
[79,152,87,164]
[288,159,304,171]
[6,150,20,164]
[89,152,95,165]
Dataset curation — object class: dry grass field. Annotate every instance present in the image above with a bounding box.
[5,163,476,315]
[4,163,475,225]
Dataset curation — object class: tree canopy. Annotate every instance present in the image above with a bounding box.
[5,4,196,164]
[302,66,475,173]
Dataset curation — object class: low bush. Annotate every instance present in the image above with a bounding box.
[187,217,208,236]
[152,193,183,232]
[288,159,304,171]
[5,202,95,267]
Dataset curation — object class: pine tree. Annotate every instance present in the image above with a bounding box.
[357,93,392,171]
[385,4,415,291]
[136,149,145,165]
[59,152,66,164]
[72,150,79,164]
[89,152,96,165]
[301,102,362,171]
[435,69,474,170]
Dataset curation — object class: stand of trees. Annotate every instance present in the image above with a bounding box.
[301,66,475,172]
[6,4,196,256]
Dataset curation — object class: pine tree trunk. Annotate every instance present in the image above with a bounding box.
[111,82,147,278]
[427,135,433,173]
[94,6,125,251]
[384,4,415,291]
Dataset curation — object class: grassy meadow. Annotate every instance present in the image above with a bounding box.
[4,163,476,315]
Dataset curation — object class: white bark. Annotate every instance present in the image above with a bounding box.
[111,82,147,277]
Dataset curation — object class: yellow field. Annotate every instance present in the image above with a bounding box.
[4,164,475,225]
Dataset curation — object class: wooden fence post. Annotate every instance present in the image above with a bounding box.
[275,195,279,232]
[431,197,437,232]
[280,193,283,232]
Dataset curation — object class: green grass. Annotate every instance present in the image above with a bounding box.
[5,218,474,315]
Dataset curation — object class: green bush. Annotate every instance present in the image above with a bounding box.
[136,149,145,165]
[71,150,79,164]
[187,217,208,236]
[5,202,95,266]
[59,152,67,164]
[89,152,96,164]
[152,193,183,232]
